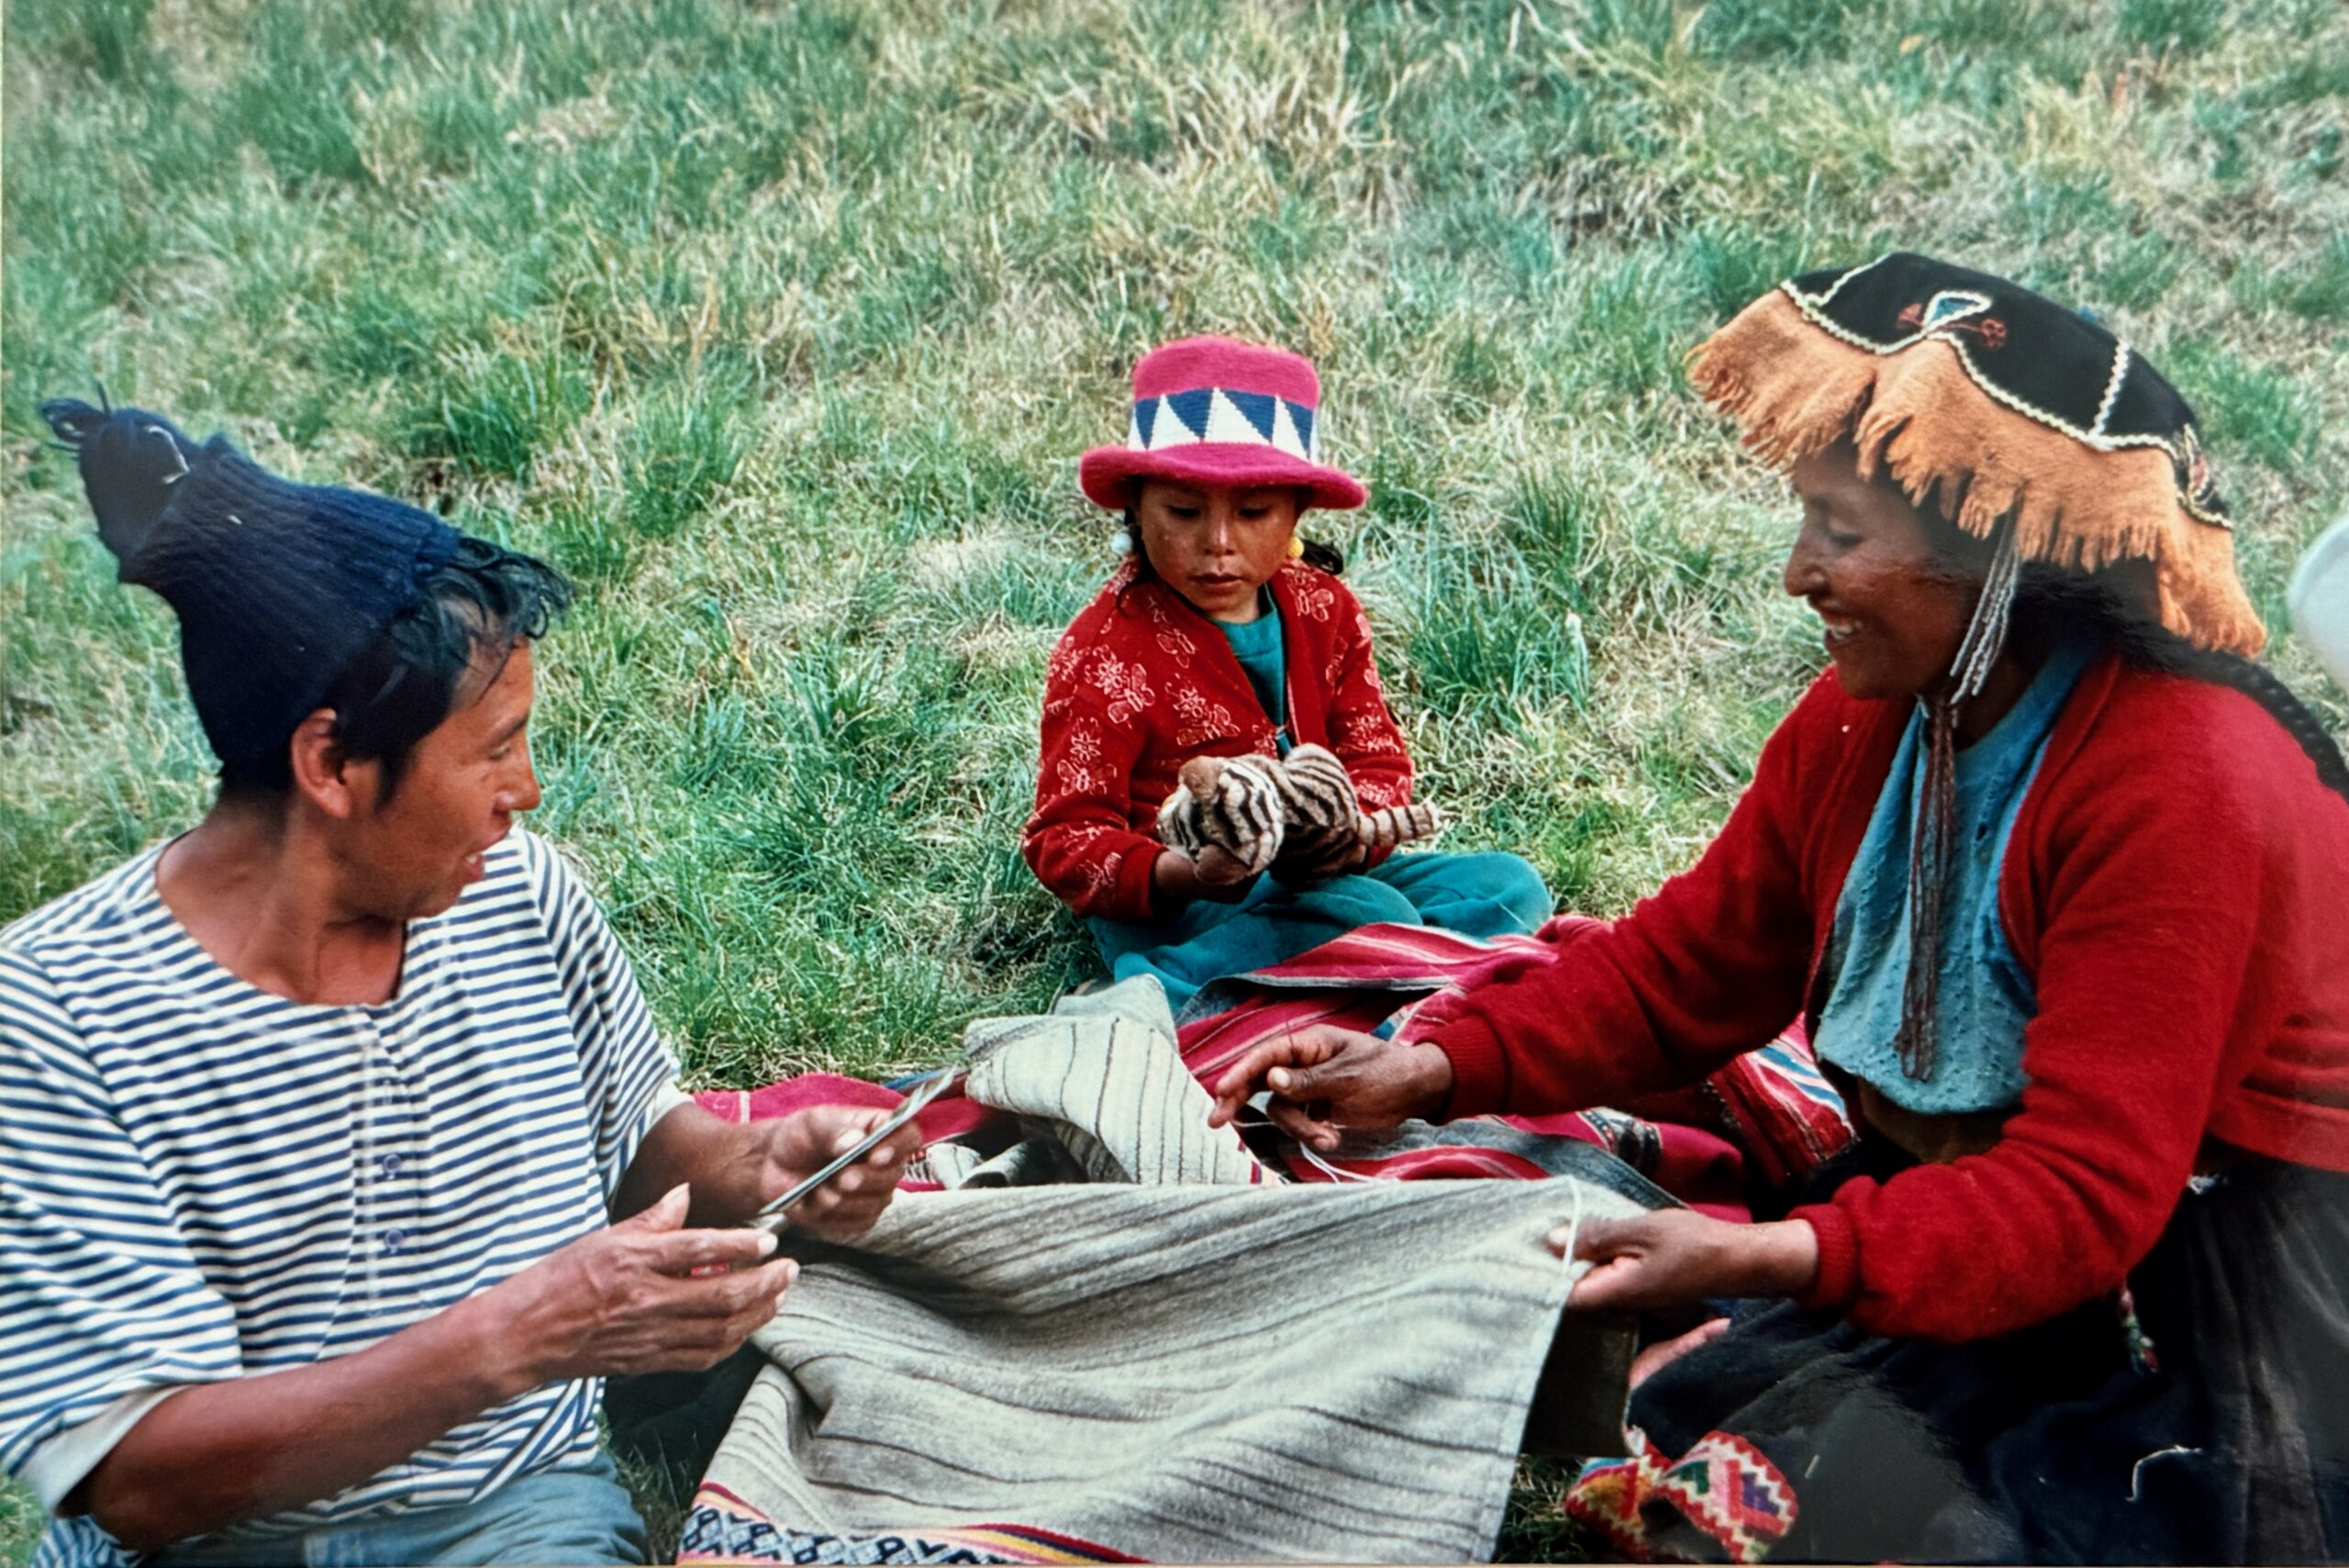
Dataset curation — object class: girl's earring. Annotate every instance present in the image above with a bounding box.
[1286,534,1306,561]
[1110,529,1135,555]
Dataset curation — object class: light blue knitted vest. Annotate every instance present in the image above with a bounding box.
[1812,639,2093,1114]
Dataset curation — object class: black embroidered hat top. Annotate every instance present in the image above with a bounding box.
[40,397,462,766]
[1688,251,2262,656]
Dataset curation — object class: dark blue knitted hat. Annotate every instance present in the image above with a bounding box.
[41,396,462,765]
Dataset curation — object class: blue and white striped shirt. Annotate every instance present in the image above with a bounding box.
[0,829,681,1568]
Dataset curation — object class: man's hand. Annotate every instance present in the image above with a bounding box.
[618,1098,918,1234]
[749,1104,919,1240]
[485,1184,799,1392]
[1554,1211,1820,1313]
[78,1129,907,1554]
[1204,1024,1453,1150]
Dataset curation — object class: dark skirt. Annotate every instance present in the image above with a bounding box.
[1564,1143,2349,1563]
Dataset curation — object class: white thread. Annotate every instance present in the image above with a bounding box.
[1949,525,2022,702]
[141,423,190,484]
[1782,281,1925,358]
[1295,1137,1381,1184]
[1796,252,1887,310]
[2092,341,2132,437]
[1920,288,1992,332]
[2129,1444,2199,1502]
[1797,284,1992,359]
[1553,1175,1590,1297]
[1235,1104,1380,1184]
[1950,336,2164,455]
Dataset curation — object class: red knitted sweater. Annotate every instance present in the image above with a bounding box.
[1424,654,2349,1341]
[1023,561,1413,922]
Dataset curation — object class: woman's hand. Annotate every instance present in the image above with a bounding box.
[750,1106,918,1240]
[1555,1211,1820,1313]
[1205,1024,1453,1149]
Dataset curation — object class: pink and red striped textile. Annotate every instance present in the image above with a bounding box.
[696,921,1851,1221]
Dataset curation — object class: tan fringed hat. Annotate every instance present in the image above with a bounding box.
[1689,252,2264,656]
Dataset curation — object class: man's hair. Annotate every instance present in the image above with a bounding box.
[219,538,573,803]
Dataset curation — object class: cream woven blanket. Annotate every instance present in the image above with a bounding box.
[681,978,1649,1565]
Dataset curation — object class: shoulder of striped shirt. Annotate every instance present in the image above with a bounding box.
[500,830,694,1115]
[501,823,565,908]
[0,845,170,961]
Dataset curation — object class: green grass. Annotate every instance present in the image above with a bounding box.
[0,1483,36,1568]
[6,0,2348,1559]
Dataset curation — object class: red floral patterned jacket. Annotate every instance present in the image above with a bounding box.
[1023,561,1414,922]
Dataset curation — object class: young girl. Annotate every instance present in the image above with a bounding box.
[1023,337,1550,1013]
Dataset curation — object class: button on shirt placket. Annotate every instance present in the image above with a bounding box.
[351,1012,422,1303]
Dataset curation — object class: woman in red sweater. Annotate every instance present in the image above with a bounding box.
[1208,256,2349,1562]
[1023,337,1550,1014]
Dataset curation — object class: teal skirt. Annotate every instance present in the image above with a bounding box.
[1087,851,1551,1018]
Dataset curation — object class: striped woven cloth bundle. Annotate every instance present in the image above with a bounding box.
[680,977,1653,1565]
[698,922,1854,1218]
[1177,920,1853,1203]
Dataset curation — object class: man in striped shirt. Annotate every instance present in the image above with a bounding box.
[3,404,916,1567]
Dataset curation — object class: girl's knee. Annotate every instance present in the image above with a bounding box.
[1395,851,1552,936]
[1320,872,1426,927]
[1484,852,1555,925]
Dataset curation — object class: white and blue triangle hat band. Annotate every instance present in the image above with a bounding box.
[1126,386,1320,462]
[1079,336,1366,510]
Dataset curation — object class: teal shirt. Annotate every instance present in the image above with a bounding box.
[1218,590,1290,754]
[1812,638,2095,1115]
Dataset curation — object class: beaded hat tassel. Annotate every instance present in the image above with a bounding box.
[1894,519,2022,1083]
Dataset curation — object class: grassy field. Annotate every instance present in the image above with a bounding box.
[5,0,2347,1558]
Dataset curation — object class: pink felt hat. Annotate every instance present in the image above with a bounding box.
[1078,336,1367,511]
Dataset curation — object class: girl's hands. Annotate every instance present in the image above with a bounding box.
[1553,1210,1820,1313]
[1153,847,1258,905]
[1271,820,1366,886]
